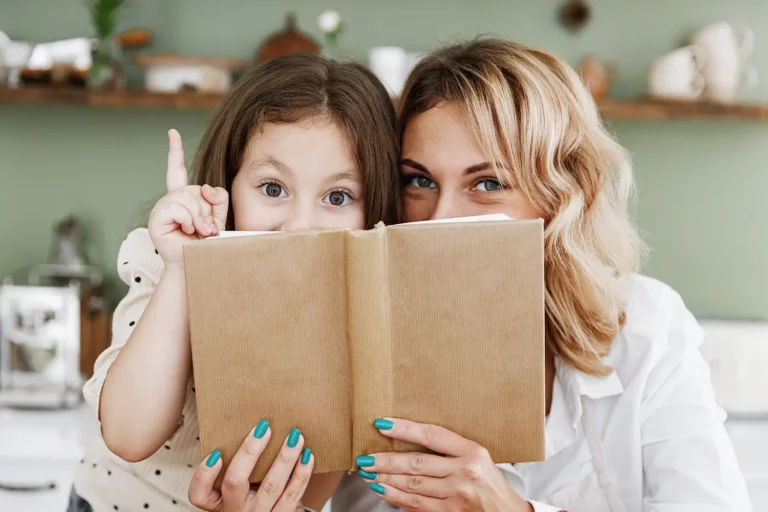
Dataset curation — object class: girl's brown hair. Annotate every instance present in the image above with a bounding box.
[193,54,402,229]
[399,39,644,376]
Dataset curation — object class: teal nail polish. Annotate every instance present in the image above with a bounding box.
[358,469,377,480]
[301,448,312,465]
[287,428,301,448]
[254,419,269,439]
[374,418,393,430]
[370,482,386,495]
[205,449,221,467]
[356,455,375,467]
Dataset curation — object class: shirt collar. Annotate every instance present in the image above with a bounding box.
[545,355,624,458]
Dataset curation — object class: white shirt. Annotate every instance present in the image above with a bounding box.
[330,275,752,512]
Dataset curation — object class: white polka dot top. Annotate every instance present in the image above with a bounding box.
[74,228,202,511]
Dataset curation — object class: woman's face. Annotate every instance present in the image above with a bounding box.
[400,102,540,223]
[231,119,365,232]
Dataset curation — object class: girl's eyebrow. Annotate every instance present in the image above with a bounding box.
[325,171,362,185]
[247,157,294,176]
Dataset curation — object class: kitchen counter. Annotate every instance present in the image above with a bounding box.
[1,404,766,511]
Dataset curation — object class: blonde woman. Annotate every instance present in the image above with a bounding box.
[188,40,752,511]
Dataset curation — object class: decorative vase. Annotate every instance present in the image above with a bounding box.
[88,36,122,90]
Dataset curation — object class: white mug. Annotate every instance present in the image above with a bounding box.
[368,46,410,97]
[691,21,757,103]
[648,46,706,100]
[691,22,753,63]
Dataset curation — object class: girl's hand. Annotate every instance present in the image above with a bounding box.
[189,420,314,512]
[357,419,533,512]
[148,129,229,269]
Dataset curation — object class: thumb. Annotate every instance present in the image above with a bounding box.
[188,450,223,511]
[202,184,229,231]
[166,129,188,192]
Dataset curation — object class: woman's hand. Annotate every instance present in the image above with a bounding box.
[148,129,229,270]
[189,420,314,512]
[356,419,533,512]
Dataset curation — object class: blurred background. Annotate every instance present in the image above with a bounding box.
[0,1,766,510]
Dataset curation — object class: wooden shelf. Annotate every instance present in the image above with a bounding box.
[0,87,224,110]
[3,87,768,121]
[597,98,768,121]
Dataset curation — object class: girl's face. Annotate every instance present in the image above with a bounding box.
[400,103,540,223]
[232,119,364,232]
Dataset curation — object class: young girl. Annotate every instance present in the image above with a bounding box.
[70,54,401,512]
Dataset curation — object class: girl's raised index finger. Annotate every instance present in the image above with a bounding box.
[166,129,188,192]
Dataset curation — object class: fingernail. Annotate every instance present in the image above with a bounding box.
[301,448,312,465]
[358,469,377,480]
[370,482,386,495]
[254,419,269,439]
[374,418,394,430]
[356,455,375,467]
[287,428,301,448]
[205,449,221,467]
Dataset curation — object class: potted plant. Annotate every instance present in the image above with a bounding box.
[84,0,126,89]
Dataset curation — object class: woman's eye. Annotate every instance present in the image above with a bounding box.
[260,182,286,198]
[324,190,352,206]
[406,175,436,189]
[475,179,503,192]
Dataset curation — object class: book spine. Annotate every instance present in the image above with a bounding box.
[345,229,394,469]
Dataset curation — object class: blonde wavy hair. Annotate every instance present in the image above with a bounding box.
[398,39,644,376]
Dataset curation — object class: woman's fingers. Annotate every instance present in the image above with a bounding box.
[273,448,314,512]
[220,420,272,509]
[201,184,229,231]
[166,129,188,192]
[374,418,475,457]
[253,428,304,512]
[367,481,445,512]
[188,450,224,511]
[357,452,454,478]
[359,471,452,499]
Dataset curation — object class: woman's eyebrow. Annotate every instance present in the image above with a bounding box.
[399,158,429,172]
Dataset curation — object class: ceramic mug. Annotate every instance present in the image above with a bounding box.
[368,46,410,97]
[691,22,757,103]
[648,46,706,100]
[691,22,753,64]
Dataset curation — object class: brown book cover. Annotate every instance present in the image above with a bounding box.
[183,216,546,483]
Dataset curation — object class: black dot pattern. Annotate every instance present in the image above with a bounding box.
[92,463,97,468]
[144,504,150,509]
[187,464,193,468]
[107,470,112,476]
[113,506,118,511]
[135,276,142,283]
[172,500,177,505]
[155,249,158,254]
[123,261,128,265]
[155,469,161,476]
[129,321,135,327]
[164,445,171,450]
[192,387,195,393]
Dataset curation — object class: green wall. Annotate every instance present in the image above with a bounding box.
[2,0,767,318]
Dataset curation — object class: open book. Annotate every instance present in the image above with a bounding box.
[183,215,545,483]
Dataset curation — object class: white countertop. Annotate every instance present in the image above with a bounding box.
[1,404,765,511]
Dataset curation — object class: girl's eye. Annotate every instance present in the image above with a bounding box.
[405,175,437,189]
[474,179,503,192]
[260,182,286,198]
[324,190,352,206]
